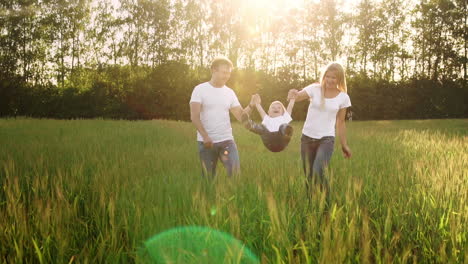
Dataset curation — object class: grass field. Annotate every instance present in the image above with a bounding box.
[0,118,467,263]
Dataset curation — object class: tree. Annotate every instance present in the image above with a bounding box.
[353,0,383,76]
[319,0,345,62]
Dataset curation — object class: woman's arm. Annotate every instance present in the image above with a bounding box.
[336,108,352,158]
[289,89,310,102]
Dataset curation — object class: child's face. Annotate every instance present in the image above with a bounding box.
[268,103,284,117]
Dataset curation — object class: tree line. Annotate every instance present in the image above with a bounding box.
[0,0,466,120]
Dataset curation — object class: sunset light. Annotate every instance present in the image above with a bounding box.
[1,0,466,262]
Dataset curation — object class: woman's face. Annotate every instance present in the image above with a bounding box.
[268,103,284,117]
[324,70,339,89]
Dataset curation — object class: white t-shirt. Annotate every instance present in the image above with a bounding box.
[262,111,292,132]
[189,82,241,143]
[302,83,351,138]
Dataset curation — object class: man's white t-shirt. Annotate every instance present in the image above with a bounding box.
[190,82,241,143]
[302,83,351,139]
[262,111,292,132]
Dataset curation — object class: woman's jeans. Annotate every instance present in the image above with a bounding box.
[300,134,335,203]
[197,140,240,179]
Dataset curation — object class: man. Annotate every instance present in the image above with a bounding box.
[189,56,250,178]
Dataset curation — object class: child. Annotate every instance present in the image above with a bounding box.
[242,94,296,152]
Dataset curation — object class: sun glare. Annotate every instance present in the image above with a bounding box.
[103,0,361,17]
[245,0,360,10]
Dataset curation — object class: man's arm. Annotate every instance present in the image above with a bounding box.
[230,105,245,122]
[190,102,212,148]
[231,93,262,121]
[230,105,257,121]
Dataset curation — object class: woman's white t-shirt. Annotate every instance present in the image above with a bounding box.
[262,111,292,132]
[190,82,241,143]
[302,83,351,139]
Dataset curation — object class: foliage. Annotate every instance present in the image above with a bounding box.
[0,0,466,120]
[0,118,466,263]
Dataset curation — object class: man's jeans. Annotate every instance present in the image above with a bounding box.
[197,140,240,179]
[300,134,335,200]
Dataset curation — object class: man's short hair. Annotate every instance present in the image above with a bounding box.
[210,56,233,70]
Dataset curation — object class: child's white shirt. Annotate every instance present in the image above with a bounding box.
[262,112,292,132]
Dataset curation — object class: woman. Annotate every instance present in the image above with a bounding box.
[290,62,352,205]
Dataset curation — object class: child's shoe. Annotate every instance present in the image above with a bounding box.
[284,125,293,138]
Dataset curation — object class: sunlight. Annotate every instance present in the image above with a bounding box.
[104,0,362,19]
[245,0,307,12]
[110,0,121,8]
[244,0,360,11]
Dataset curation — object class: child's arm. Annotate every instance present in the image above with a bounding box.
[253,94,267,119]
[286,98,295,115]
[242,94,258,116]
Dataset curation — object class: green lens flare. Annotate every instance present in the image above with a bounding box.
[144,226,259,264]
[210,206,217,216]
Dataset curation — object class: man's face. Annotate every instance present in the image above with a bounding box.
[212,64,232,85]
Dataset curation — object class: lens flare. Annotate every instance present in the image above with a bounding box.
[210,206,217,216]
[144,226,259,263]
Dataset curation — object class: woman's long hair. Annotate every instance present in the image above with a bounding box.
[319,62,347,109]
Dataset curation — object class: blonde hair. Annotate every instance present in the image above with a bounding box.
[269,101,287,115]
[319,62,347,109]
[210,56,233,70]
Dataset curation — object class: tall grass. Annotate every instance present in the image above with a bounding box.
[0,118,466,263]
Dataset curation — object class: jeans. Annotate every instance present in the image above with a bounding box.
[300,134,335,202]
[197,140,240,179]
[246,120,292,152]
